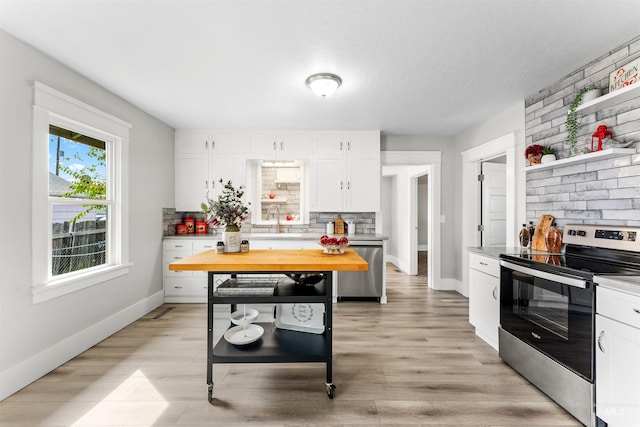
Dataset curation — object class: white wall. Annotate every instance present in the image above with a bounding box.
[381,135,456,279]
[381,165,413,271]
[0,30,175,400]
[453,101,526,282]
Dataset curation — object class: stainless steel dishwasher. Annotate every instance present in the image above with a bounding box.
[337,241,383,301]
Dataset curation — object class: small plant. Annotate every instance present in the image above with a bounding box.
[201,180,251,230]
[542,146,556,155]
[566,83,598,156]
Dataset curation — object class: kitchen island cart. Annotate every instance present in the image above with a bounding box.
[168,249,368,401]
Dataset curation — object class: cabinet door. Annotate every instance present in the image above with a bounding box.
[175,156,209,212]
[314,133,345,160]
[248,132,278,160]
[311,158,344,211]
[345,132,379,160]
[596,314,640,426]
[468,267,499,350]
[211,132,249,156]
[175,130,210,155]
[280,133,313,159]
[210,133,248,200]
[346,157,380,212]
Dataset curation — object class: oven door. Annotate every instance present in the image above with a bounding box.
[500,259,594,381]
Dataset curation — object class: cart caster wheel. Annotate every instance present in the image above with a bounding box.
[207,385,213,403]
[326,383,336,399]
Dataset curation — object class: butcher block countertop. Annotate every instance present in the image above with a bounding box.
[169,249,369,272]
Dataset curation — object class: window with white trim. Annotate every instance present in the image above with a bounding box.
[32,82,132,303]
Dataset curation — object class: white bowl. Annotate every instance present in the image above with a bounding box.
[230,308,259,326]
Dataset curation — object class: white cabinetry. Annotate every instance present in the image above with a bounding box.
[468,252,500,351]
[163,240,208,302]
[248,132,313,160]
[595,285,640,426]
[175,130,248,211]
[311,131,380,212]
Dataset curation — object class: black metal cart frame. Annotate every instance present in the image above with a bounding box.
[206,270,335,402]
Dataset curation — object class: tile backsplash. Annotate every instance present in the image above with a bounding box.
[162,208,375,236]
[525,36,640,227]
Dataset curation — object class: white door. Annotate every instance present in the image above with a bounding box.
[481,162,506,246]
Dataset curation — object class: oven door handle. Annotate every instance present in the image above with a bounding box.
[499,260,588,289]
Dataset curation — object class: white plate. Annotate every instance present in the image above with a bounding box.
[223,324,264,345]
[230,308,259,326]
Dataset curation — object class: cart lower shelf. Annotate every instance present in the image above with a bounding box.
[210,322,335,400]
[213,322,328,364]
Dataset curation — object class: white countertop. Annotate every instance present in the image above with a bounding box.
[165,232,388,241]
[594,275,640,297]
[467,246,552,259]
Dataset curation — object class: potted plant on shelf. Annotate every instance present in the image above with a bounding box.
[201,179,251,253]
[566,83,599,157]
[541,146,557,164]
[525,144,544,165]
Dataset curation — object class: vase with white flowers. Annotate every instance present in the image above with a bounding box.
[201,180,251,253]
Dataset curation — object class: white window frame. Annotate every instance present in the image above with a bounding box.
[32,82,132,303]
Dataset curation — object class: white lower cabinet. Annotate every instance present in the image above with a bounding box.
[468,252,500,351]
[164,240,208,302]
[596,286,640,426]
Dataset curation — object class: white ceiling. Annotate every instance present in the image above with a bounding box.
[1,0,639,136]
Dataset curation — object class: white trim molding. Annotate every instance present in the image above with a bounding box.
[31,81,132,303]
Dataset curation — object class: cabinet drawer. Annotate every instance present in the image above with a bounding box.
[598,286,640,329]
[193,241,217,252]
[164,250,194,277]
[469,253,500,277]
[164,278,208,297]
[164,240,193,251]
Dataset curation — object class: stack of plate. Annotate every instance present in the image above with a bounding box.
[224,307,263,345]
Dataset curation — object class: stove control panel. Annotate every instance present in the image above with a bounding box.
[564,224,640,252]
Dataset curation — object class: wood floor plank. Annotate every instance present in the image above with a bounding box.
[0,262,581,426]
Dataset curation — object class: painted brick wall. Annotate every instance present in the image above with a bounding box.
[525,35,640,227]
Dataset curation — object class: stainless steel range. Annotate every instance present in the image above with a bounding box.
[499,224,640,427]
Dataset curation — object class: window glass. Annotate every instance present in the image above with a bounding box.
[259,163,302,223]
[48,125,108,276]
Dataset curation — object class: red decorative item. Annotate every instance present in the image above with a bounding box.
[195,221,207,234]
[591,124,613,152]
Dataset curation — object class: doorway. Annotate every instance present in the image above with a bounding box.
[460,132,520,297]
[480,157,506,247]
[379,151,448,291]
[417,174,428,278]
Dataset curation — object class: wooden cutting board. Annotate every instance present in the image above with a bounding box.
[532,214,554,251]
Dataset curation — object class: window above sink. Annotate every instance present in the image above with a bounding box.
[251,160,309,226]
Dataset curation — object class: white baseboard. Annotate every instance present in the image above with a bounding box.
[432,277,464,294]
[418,244,429,251]
[0,290,164,401]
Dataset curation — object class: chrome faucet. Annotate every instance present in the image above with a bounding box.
[267,204,280,233]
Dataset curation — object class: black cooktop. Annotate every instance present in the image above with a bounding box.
[500,245,640,278]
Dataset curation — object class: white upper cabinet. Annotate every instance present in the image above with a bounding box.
[175,130,248,211]
[248,132,313,160]
[175,130,380,214]
[311,131,380,212]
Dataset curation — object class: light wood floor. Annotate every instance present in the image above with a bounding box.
[0,264,580,426]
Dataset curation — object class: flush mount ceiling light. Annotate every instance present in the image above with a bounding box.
[305,73,342,97]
